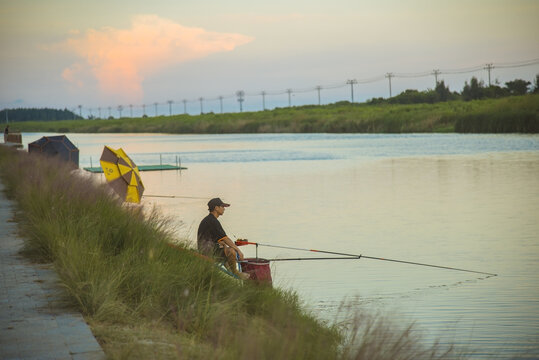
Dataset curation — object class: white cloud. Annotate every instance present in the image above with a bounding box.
[57,15,254,102]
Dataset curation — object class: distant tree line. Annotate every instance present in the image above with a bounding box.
[0,108,82,122]
[368,75,539,105]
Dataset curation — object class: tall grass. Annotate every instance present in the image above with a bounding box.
[10,94,539,134]
[0,146,465,359]
[453,95,539,133]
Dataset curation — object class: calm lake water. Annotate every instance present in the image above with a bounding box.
[23,133,539,358]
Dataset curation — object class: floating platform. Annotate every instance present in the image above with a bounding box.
[0,142,24,149]
[83,164,187,173]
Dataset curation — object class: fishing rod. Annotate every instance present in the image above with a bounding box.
[235,240,497,277]
[143,194,208,200]
[259,257,359,262]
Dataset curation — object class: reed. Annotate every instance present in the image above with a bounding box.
[452,95,539,133]
[0,146,465,359]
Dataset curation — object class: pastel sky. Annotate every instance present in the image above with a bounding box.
[1,0,538,115]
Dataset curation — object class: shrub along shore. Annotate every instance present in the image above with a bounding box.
[0,146,464,359]
[9,94,539,134]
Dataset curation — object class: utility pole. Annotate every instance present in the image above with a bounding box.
[98,107,102,119]
[316,86,322,105]
[346,79,358,103]
[78,105,82,118]
[432,69,441,87]
[117,105,123,118]
[167,100,173,116]
[286,89,292,107]
[484,63,494,86]
[142,104,146,117]
[108,106,112,118]
[219,96,224,113]
[182,100,187,114]
[261,91,266,111]
[385,73,394,98]
[154,102,158,117]
[199,97,204,114]
[236,90,245,112]
[129,104,133,118]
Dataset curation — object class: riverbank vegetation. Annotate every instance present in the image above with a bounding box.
[0,146,465,359]
[9,94,539,134]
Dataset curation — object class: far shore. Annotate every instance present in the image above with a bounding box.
[7,94,539,135]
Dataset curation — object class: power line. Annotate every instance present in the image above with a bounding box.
[492,58,539,68]
[393,71,431,78]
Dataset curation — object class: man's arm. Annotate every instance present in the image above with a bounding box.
[219,236,245,260]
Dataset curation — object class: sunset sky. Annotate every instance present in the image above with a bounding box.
[1,0,538,116]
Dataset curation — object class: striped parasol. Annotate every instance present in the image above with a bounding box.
[99,146,145,203]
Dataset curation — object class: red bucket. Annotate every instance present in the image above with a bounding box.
[241,258,272,285]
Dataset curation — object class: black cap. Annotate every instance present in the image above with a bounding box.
[208,198,230,211]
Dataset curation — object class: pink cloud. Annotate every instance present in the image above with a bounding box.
[58,15,254,102]
[61,63,85,88]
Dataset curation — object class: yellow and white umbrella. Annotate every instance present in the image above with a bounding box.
[100,146,145,203]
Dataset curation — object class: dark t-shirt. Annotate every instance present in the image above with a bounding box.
[197,213,227,258]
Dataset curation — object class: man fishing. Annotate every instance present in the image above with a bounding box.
[197,198,249,280]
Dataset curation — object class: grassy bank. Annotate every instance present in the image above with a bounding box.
[0,146,463,359]
[10,94,539,134]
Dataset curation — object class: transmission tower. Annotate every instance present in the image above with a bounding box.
[316,86,322,105]
[385,73,394,97]
[167,100,173,116]
[199,98,204,114]
[182,100,187,114]
[219,96,224,113]
[286,89,292,107]
[236,90,245,112]
[129,104,133,117]
[154,102,158,117]
[432,69,441,87]
[346,79,358,103]
[77,105,82,118]
[261,91,266,110]
[117,105,123,118]
[484,63,494,86]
